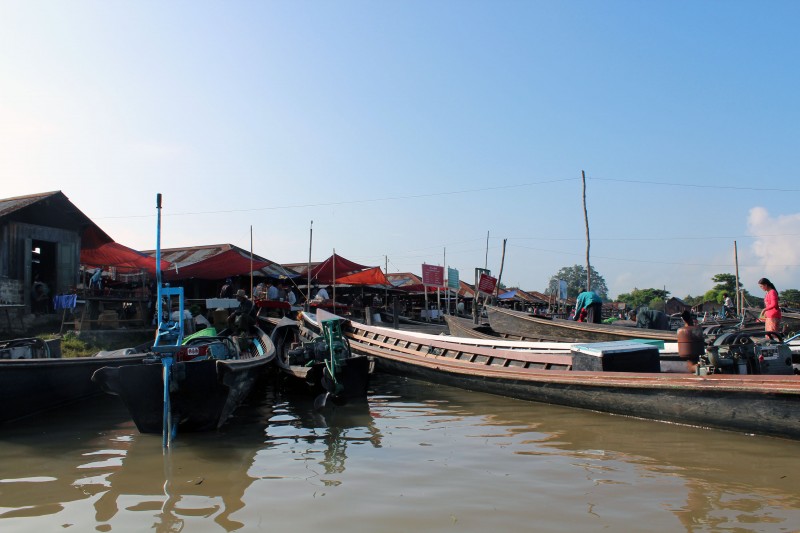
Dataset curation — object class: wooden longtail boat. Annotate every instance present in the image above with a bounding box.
[270,316,370,407]
[308,312,800,440]
[487,305,678,343]
[444,314,557,341]
[1,338,148,424]
[93,193,279,439]
[92,327,275,434]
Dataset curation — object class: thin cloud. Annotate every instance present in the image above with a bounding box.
[746,207,800,289]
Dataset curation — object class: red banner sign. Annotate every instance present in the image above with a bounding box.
[477,273,497,294]
[421,264,445,287]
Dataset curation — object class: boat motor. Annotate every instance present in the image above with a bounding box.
[696,331,793,376]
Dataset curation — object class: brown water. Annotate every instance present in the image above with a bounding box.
[1,374,799,532]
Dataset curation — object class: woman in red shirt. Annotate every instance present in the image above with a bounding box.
[758,277,782,334]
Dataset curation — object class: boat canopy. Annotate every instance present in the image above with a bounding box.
[335,267,391,286]
[163,248,270,280]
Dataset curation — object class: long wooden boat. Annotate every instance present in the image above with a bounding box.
[1,339,148,424]
[487,305,678,343]
[270,316,370,407]
[92,327,275,433]
[444,314,557,342]
[314,314,800,440]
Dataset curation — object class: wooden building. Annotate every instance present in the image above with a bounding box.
[665,297,692,316]
[0,191,96,313]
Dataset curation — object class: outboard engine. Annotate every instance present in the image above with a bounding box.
[697,331,794,376]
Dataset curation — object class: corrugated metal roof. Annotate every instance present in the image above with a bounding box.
[386,272,422,287]
[281,262,319,276]
[0,191,62,218]
[146,243,238,267]
[143,243,300,278]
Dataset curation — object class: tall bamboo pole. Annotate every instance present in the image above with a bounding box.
[306,221,313,310]
[484,231,489,270]
[249,225,253,297]
[582,170,591,290]
[384,255,388,309]
[734,241,741,316]
[496,238,507,298]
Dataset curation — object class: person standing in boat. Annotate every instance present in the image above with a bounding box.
[228,289,255,333]
[286,286,298,307]
[758,277,781,334]
[573,287,603,323]
[315,285,330,301]
[721,293,734,318]
[266,280,279,301]
[253,281,266,300]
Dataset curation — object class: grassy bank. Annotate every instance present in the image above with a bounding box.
[39,331,154,358]
[59,332,102,358]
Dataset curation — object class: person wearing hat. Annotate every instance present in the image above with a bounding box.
[228,289,255,333]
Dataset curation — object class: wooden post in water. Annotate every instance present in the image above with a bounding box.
[582,170,592,291]
[473,268,479,325]
[496,239,507,299]
[384,255,388,311]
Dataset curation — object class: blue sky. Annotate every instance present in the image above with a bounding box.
[2,1,798,299]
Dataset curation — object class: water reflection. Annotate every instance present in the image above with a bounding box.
[266,391,383,481]
[0,390,277,532]
[1,374,799,531]
[372,375,800,531]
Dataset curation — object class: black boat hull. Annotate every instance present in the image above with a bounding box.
[1,354,146,424]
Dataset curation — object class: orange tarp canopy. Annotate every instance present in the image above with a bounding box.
[81,242,169,275]
[335,267,390,286]
[309,253,370,284]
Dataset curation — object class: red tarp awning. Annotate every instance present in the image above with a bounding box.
[81,242,169,275]
[309,253,370,284]
[164,248,271,280]
[80,227,168,275]
[335,266,390,286]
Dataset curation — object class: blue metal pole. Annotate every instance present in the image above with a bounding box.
[156,193,163,330]
[162,356,173,447]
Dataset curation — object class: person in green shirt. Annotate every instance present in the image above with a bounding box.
[573,288,603,323]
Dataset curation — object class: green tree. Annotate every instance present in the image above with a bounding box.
[617,288,670,310]
[681,294,705,307]
[780,289,800,308]
[545,265,608,300]
[705,273,741,303]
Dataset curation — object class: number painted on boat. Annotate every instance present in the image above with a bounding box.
[187,347,199,356]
